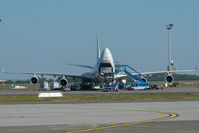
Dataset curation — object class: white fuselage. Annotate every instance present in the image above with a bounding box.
[83,48,115,83]
[96,48,115,75]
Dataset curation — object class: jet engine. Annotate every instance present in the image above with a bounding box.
[30,76,39,84]
[59,78,68,86]
[165,74,174,83]
[141,77,147,82]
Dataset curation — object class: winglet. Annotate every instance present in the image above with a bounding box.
[2,68,5,73]
[195,66,198,71]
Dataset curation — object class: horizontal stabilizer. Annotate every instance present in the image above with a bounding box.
[68,64,94,69]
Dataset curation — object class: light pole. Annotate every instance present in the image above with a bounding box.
[165,24,173,71]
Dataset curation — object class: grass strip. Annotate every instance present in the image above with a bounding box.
[0,93,199,103]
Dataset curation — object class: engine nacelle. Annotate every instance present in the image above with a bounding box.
[165,74,174,83]
[30,77,39,85]
[141,77,147,82]
[59,78,68,86]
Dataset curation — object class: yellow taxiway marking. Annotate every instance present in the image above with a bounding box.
[65,110,178,133]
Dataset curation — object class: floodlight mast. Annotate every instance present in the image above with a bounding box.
[166,24,173,71]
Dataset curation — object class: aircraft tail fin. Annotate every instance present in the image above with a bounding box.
[97,35,100,61]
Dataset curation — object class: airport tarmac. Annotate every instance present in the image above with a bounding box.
[0,86,199,96]
[0,101,199,133]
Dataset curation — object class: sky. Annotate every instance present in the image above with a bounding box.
[0,0,198,80]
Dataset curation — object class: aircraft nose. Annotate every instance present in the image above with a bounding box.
[101,48,113,62]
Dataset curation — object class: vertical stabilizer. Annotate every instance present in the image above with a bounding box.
[97,35,101,61]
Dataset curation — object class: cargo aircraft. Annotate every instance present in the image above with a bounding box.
[2,36,116,87]
[2,36,195,87]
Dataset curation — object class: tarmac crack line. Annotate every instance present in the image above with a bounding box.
[65,110,179,133]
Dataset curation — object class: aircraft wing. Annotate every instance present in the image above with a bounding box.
[115,69,196,79]
[2,68,92,79]
[139,69,196,75]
